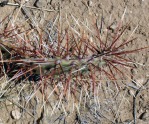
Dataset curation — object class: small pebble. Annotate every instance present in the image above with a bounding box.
[0,118,3,124]
[33,0,45,8]
[95,13,98,16]
[11,110,21,120]
[89,37,93,43]
[55,6,59,10]
[139,111,149,120]
[110,23,117,30]
[88,0,93,7]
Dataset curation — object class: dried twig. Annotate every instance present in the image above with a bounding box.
[0,2,58,12]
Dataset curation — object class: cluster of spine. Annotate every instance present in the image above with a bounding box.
[0,15,146,99]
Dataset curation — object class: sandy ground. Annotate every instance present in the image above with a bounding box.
[0,0,149,124]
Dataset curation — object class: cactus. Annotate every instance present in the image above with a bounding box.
[0,13,148,104]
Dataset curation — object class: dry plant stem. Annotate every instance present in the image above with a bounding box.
[6,2,58,12]
[13,0,25,22]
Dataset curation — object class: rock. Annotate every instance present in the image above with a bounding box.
[139,111,149,121]
[11,110,21,120]
[33,0,46,8]
[88,0,93,7]
[0,118,3,124]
